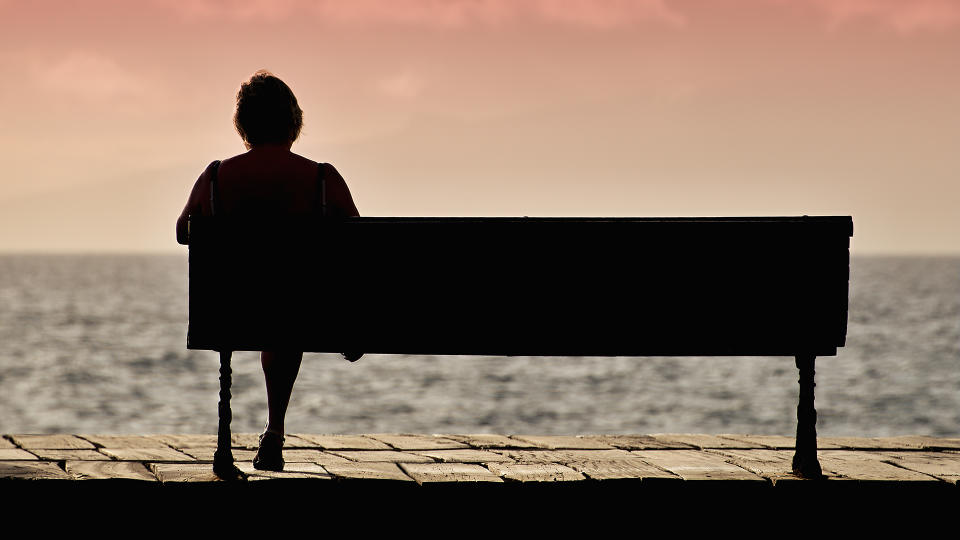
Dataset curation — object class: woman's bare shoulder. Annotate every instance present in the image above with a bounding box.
[218,151,255,169]
[289,151,320,167]
[315,160,345,181]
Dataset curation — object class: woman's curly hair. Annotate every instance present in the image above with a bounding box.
[234,70,303,146]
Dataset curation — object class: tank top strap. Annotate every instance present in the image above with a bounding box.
[208,160,222,216]
[316,162,327,218]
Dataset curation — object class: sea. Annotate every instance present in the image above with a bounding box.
[0,254,957,437]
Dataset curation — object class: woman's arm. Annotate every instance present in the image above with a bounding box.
[324,163,360,218]
[176,165,214,245]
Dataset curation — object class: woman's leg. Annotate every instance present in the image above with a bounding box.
[260,350,303,435]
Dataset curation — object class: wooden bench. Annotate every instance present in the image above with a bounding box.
[187,215,853,480]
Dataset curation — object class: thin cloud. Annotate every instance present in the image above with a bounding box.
[154,0,686,28]
[377,71,425,99]
[152,0,300,22]
[34,50,144,100]
[779,0,960,33]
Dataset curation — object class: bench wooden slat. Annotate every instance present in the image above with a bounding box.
[188,216,851,357]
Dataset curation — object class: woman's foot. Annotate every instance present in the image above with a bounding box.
[253,429,285,472]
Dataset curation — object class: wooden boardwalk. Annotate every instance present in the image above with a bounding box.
[7,432,956,530]
[4,432,960,486]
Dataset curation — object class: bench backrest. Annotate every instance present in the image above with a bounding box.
[188,216,852,357]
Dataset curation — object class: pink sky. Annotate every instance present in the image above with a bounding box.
[0,0,958,253]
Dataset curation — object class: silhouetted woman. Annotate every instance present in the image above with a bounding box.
[176,70,360,471]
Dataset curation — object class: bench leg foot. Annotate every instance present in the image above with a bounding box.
[792,354,823,479]
[213,350,243,481]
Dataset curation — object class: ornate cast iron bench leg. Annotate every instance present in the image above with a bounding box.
[213,350,243,480]
[793,354,823,479]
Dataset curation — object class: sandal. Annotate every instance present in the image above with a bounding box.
[253,429,285,472]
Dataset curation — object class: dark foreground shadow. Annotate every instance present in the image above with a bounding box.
[7,477,957,531]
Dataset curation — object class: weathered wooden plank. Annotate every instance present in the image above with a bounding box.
[412,449,515,463]
[365,434,468,450]
[29,449,111,461]
[567,459,681,481]
[237,462,331,481]
[329,450,436,463]
[509,435,614,450]
[817,437,912,450]
[100,447,194,462]
[486,463,585,482]
[150,463,222,483]
[399,463,503,483]
[0,437,15,449]
[151,434,218,448]
[0,449,39,460]
[77,435,170,449]
[278,434,321,448]
[878,451,960,484]
[715,435,796,449]
[871,436,960,451]
[916,438,960,451]
[706,449,804,481]
[229,433,313,448]
[651,434,765,449]
[177,447,257,462]
[231,433,262,448]
[65,461,157,481]
[322,461,415,481]
[281,449,352,465]
[817,450,939,481]
[0,461,72,480]
[492,449,635,464]
[10,434,95,450]
[443,434,540,449]
[579,434,695,450]
[630,450,766,481]
[717,434,847,450]
[291,434,390,450]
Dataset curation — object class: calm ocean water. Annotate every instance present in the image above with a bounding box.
[0,254,957,436]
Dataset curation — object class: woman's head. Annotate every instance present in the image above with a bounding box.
[234,70,303,148]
